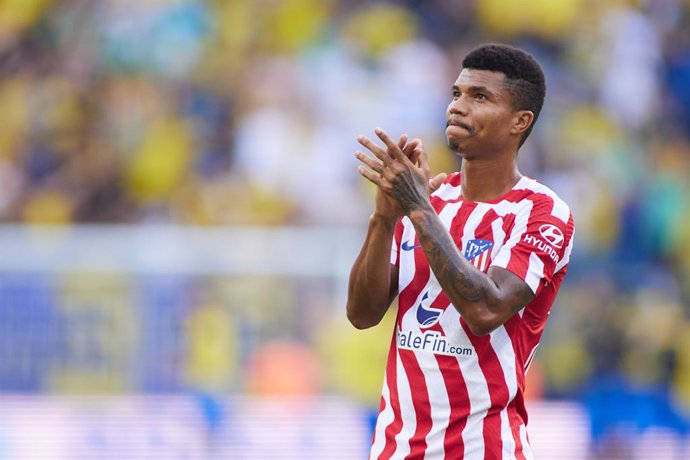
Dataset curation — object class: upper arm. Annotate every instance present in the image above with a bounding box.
[486,266,534,324]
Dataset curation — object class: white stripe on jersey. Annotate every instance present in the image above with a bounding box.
[525,252,545,293]
[500,409,516,459]
[370,372,393,459]
[490,217,507,266]
[398,217,417,294]
[391,232,400,265]
[432,179,463,201]
[520,424,535,460]
[392,347,417,459]
[491,326,519,402]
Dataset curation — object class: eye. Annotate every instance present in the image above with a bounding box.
[475,93,487,101]
[452,90,460,99]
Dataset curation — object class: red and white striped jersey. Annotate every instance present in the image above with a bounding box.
[370,173,575,460]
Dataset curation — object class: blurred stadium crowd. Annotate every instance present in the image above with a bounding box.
[2,0,690,456]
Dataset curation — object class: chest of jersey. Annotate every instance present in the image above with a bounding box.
[395,198,517,357]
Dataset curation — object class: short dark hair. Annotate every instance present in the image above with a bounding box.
[462,44,546,147]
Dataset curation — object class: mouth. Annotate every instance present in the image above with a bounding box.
[446,120,473,133]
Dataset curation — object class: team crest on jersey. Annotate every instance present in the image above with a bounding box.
[415,292,443,327]
[464,239,493,272]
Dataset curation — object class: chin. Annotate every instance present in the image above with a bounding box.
[447,138,463,153]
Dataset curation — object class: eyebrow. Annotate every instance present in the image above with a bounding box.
[452,85,495,95]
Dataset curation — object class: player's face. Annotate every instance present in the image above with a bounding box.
[445,69,518,157]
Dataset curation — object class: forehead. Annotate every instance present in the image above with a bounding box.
[454,68,507,93]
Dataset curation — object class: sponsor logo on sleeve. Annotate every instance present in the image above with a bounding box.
[522,224,564,263]
[538,224,564,248]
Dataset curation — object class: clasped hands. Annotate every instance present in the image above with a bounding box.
[355,127,447,218]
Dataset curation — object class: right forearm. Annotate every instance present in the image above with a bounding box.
[346,214,398,329]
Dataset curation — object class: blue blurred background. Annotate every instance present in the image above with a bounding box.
[1,0,690,458]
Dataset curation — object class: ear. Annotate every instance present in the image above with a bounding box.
[511,110,534,137]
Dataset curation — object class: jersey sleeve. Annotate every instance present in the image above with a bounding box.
[491,197,574,295]
[390,217,404,266]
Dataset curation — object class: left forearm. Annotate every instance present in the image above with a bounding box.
[408,205,502,335]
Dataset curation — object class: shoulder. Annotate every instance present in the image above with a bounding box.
[514,177,572,226]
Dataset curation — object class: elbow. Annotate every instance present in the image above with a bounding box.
[346,310,379,330]
[463,315,500,337]
[348,316,377,330]
[346,302,382,330]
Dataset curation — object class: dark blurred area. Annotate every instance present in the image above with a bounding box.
[1,0,690,457]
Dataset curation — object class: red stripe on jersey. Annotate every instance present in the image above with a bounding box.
[483,412,503,459]
[437,354,470,459]
[400,348,432,459]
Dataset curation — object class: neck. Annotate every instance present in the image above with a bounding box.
[459,156,522,202]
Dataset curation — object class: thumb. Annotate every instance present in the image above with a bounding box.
[428,173,448,192]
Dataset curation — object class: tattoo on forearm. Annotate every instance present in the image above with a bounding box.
[422,221,487,303]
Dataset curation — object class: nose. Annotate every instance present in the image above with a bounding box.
[448,95,468,116]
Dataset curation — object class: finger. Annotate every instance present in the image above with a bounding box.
[357,165,384,186]
[407,139,423,164]
[397,134,409,150]
[354,151,384,175]
[402,138,420,159]
[416,145,431,175]
[410,150,420,165]
[374,128,411,165]
[429,173,448,192]
[358,134,392,165]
